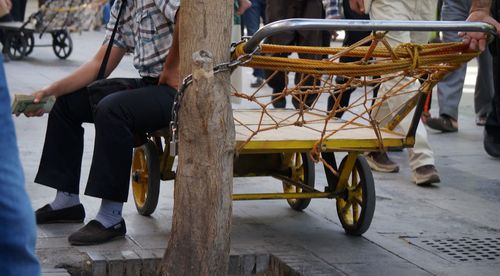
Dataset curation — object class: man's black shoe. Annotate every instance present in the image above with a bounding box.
[68,220,126,246]
[484,130,500,158]
[271,94,286,108]
[36,204,85,224]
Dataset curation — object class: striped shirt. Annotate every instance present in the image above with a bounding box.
[104,0,180,77]
[323,0,340,19]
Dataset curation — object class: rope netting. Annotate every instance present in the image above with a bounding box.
[230,32,478,171]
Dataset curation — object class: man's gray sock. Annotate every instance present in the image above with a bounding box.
[50,191,80,210]
[95,199,124,228]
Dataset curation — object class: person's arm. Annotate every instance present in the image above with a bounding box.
[26,45,126,116]
[236,0,251,16]
[471,0,494,14]
[0,0,11,17]
[158,11,180,89]
[32,0,129,104]
[349,0,365,15]
[33,45,126,100]
[460,0,500,50]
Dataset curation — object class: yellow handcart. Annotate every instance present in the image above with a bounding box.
[130,19,495,235]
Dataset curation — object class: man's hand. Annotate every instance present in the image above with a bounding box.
[460,10,500,51]
[349,0,365,15]
[158,68,180,90]
[159,10,180,90]
[0,0,11,17]
[25,89,51,117]
[236,0,251,16]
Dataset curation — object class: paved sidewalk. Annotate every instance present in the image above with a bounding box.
[5,30,500,275]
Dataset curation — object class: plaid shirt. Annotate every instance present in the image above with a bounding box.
[104,0,180,77]
[323,0,340,19]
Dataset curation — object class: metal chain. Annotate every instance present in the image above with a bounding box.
[169,42,261,156]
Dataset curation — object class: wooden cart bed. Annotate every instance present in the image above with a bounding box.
[234,109,407,153]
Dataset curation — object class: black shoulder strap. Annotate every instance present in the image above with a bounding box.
[96,0,127,80]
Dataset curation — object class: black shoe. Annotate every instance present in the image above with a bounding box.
[36,204,85,224]
[68,220,126,246]
[484,130,500,158]
[271,94,286,108]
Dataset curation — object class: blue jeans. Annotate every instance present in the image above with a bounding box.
[0,56,40,275]
[242,0,265,79]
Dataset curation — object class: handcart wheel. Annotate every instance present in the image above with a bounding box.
[131,139,161,216]
[5,32,27,60]
[335,155,375,236]
[24,32,35,56]
[282,152,315,211]
[52,30,73,59]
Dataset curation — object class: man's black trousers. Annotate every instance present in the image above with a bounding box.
[35,78,176,202]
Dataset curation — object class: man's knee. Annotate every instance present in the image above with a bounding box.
[94,94,127,124]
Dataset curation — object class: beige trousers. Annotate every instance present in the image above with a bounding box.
[368,0,438,170]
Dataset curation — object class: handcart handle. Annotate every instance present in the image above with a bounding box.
[243,19,497,53]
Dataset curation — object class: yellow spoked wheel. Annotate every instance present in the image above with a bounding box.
[336,155,375,235]
[131,140,160,216]
[282,152,315,211]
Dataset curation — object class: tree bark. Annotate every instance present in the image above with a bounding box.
[158,1,234,275]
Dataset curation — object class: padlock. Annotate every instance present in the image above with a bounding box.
[169,140,177,157]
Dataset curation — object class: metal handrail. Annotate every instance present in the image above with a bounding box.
[243,19,497,53]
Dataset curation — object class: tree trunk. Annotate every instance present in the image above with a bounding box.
[158,1,234,275]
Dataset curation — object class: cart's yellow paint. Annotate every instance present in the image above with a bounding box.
[234,109,408,154]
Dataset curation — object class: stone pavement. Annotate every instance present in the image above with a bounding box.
[5,29,500,275]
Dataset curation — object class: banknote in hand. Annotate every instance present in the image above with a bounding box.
[11,94,56,116]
